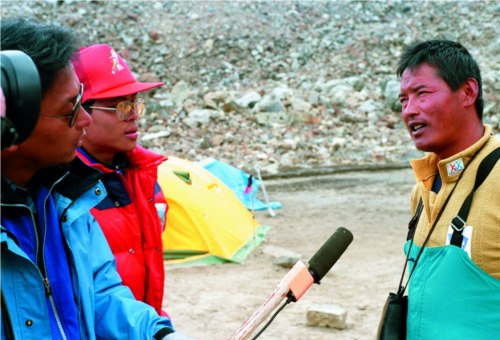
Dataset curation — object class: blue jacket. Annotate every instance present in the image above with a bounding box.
[1,163,174,339]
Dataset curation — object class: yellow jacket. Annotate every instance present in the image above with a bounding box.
[409,125,500,279]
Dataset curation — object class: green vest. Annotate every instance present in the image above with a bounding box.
[405,241,500,339]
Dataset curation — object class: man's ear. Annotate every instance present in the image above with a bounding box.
[461,78,479,108]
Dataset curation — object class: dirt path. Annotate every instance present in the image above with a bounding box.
[163,168,415,339]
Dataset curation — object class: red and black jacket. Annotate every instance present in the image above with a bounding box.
[75,146,168,315]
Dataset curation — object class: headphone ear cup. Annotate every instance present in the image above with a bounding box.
[0,51,42,146]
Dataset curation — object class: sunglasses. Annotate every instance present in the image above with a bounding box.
[40,83,84,127]
[88,98,146,121]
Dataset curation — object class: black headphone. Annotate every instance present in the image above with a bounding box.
[1,50,42,149]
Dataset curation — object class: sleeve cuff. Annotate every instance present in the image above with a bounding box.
[154,327,175,339]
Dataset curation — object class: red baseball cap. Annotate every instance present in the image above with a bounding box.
[71,44,163,103]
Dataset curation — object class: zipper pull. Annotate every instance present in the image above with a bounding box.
[43,277,52,296]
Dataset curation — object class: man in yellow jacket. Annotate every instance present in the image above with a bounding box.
[397,40,499,339]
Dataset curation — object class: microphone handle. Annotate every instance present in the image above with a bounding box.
[230,261,309,340]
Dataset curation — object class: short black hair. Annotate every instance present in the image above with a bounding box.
[396,40,483,119]
[1,18,80,93]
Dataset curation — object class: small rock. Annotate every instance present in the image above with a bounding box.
[255,94,285,113]
[273,256,300,269]
[203,91,226,109]
[307,304,347,330]
[234,91,262,109]
[383,77,402,112]
[171,80,195,109]
[182,98,198,113]
[187,109,217,125]
[289,97,312,112]
[141,130,171,142]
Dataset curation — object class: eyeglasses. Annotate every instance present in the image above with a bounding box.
[88,98,145,121]
[40,83,84,127]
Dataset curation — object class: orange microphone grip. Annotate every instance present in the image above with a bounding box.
[288,261,314,301]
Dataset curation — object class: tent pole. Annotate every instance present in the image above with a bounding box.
[254,165,276,217]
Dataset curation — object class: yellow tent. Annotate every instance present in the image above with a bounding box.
[158,156,269,264]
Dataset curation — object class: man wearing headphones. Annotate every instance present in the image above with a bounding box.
[1,18,179,340]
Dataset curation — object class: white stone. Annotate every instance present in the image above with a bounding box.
[306,304,347,330]
[234,91,262,108]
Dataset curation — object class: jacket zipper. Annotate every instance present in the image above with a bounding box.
[1,202,67,340]
[40,173,69,340]
[3,171,99,338]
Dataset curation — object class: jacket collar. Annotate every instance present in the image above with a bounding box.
[126,145,168,169]
[410,125,492,190]
[2,161,102,205]
[1,176,31,205]
[76,146,167,173]
[76,147,127,173]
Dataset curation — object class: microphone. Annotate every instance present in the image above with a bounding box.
[230,227,353,339]
[288,227,353,301]
[310,226,354,282]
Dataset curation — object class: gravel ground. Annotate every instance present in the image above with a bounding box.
[2,0,499,176]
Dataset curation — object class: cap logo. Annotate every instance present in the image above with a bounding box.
[109,49,125,74]
[446,158,464,176]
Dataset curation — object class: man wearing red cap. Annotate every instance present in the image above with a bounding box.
[71,44,170,316]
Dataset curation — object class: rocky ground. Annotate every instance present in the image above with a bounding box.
[164,168,415,339]
[2,0,499,175]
